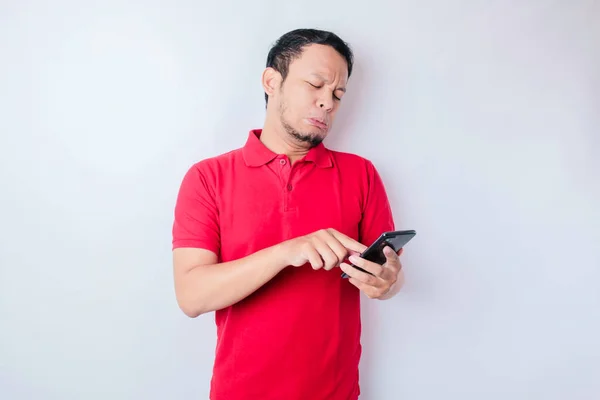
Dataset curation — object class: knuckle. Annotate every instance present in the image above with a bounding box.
[324,258,335,269]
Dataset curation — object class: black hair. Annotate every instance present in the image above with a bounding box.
[264,28,354,105]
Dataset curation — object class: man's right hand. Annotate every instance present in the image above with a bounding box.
[173,228,367,317]
[280,228,367,271]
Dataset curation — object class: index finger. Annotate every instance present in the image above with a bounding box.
[328,229,367,253]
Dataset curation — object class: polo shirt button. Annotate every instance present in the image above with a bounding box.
[287,184,292,191]
[280,159,286,165]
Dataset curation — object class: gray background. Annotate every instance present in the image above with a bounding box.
[1,1,599,399]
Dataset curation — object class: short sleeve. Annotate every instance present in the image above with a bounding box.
[358,160,395,246]
[172,163,220,254]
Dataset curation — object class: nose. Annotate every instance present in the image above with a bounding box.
[318,95,334,112]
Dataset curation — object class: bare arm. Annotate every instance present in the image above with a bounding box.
[173,228,367,318]
[173,244,289,317]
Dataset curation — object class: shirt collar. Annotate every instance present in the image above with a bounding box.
[242,129,333,168]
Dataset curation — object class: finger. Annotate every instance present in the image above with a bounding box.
[340,249,361,265]
[340,262,382,288]
[321,235,350,267]
[383,246,401,271]
[348,254,385,278]
[328,229,367,254]
[377,246,403,280]
[313,238,340,270]
[305,245,324,270]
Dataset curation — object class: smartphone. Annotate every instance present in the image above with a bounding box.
[341,230,416,279]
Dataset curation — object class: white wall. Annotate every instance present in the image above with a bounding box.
[1,1,599,399]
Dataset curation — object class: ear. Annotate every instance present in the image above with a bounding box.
[262,67,281,99]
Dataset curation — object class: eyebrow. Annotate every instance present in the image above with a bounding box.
[310,73,346,92]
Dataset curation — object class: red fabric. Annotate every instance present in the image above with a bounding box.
[172,129,395,400]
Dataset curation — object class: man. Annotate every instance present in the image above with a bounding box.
[172,28,405,400]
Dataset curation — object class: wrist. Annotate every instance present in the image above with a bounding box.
[270,241,292,272]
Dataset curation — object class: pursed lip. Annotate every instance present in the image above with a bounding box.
[306,117,328,130]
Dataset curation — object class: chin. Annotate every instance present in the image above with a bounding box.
[307,128,328,137]
[288,127,326,147]
[301,126,327,139]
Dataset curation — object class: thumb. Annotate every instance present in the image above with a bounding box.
[383,245,400,264]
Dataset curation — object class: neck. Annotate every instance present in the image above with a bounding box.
[260,115,311,163]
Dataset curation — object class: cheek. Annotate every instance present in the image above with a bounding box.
[296,88,315,108]
[287,90,313,117]
[330,106,340,119]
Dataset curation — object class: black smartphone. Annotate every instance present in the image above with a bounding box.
[341,230,416,279]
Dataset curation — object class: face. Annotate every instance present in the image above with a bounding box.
[264,44,349,147]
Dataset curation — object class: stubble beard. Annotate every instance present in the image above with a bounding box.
[279,102,324,148]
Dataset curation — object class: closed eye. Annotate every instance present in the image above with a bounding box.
[307,82,342,101]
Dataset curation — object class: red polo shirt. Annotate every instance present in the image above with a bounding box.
[172,129,395,400]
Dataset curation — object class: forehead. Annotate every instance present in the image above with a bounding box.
[288,44,349,82]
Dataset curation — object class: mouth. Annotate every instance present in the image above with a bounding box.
[306,118,328,130]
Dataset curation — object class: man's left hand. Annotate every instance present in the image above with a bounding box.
[340,247,404,300]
